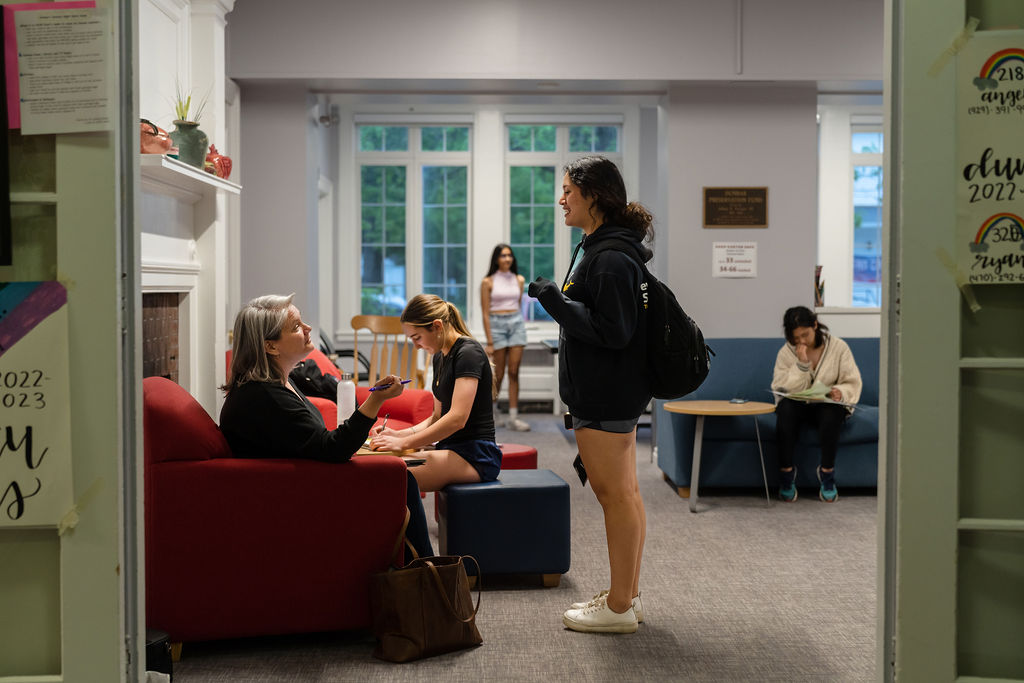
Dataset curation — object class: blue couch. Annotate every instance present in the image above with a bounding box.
[654,337,879,494]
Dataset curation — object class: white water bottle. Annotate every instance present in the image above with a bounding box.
[337,372,356,428]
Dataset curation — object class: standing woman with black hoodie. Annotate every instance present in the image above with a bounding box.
[529,156,653,634]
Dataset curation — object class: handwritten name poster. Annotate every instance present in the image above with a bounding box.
[0,282,72,527]
[956,30,1024,284]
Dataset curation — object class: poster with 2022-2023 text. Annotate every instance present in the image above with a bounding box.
[0,282,73,527]
[957,30,1024,284]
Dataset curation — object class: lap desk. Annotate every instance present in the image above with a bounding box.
[655,337,879,492]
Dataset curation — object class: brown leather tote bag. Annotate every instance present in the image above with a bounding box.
[369,552,482,662]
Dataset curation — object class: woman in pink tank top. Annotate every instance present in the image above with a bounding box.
[480,244,530,431]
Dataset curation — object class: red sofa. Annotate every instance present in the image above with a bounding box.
[302,348,434,430]
[143,376,410,643]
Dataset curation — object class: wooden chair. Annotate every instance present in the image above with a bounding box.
[350,315,428,389]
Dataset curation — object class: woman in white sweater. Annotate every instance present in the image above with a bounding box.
[771,306,862,502]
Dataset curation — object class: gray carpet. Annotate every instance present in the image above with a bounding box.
[172,414,877,682]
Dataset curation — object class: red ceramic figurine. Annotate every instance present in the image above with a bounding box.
[205,144,233,179]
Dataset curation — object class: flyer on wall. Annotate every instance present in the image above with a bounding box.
[956,29,1024,284]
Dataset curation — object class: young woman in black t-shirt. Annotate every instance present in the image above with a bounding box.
[370,294,501,492]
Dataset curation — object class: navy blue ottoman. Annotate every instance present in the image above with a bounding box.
[437,469,570,587]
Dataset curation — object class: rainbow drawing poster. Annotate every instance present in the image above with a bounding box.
[0,281,73,527]
[956,30,1024,284]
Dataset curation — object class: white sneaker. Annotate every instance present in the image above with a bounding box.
[507,417,531,432]
[570,590,644,623]
[562,595,638,634]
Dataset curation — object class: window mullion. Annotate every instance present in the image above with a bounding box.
[408,159,422,304]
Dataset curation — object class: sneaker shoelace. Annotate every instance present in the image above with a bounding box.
[584,590,610,607]
[581,596,609,614]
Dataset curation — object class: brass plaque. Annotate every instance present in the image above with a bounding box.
[703,187,768,228]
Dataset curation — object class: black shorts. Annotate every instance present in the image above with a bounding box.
[571,416,640,433]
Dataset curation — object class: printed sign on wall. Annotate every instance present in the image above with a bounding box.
[712,242,757,278]
[0,282,73,526]
[956,30,1024,284]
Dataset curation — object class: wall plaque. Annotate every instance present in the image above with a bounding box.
[703,187,768,228]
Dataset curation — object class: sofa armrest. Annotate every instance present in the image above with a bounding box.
[145,455,408,641]
[654,399,699,486]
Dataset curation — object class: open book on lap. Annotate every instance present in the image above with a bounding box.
[769,381,856,407]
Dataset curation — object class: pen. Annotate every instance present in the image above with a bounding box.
[368,379,413,391]
[380,413,389,432]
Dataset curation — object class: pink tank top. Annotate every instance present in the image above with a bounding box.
[489,270,521,311]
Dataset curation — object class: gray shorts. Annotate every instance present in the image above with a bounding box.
[489,312,527,349]
[571,416,640,433]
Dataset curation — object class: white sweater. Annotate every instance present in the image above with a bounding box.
[771,333,863,411]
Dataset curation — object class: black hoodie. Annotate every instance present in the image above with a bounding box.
[530,224,653,421]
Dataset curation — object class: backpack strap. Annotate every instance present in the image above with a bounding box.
[582,237,653,291]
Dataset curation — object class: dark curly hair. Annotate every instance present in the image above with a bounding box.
[564,155,653,241]
[783,305,829,346]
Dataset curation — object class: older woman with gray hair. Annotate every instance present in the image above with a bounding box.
[220,294,433,558]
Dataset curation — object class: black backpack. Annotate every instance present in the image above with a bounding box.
[289,359,340,400]
[586,240,713,399]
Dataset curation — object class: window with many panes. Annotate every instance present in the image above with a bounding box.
[358,125,470,315]
[817,102,884,309]
[851,125,883,307]
[506,122,622,321]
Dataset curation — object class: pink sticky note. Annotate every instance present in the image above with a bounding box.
[4,1,95,129]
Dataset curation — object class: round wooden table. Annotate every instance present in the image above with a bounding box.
[662,399,776,512]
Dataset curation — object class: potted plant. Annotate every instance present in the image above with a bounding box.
[169,83,210,169]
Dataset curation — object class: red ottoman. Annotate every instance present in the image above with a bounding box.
[434,443,537,519]
[498,442,538,470]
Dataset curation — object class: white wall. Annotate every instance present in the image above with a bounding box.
[226,0,882,83]
[665,84,819,338]
[237,85,319,310]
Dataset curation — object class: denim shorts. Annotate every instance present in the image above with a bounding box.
[436,438,503,482]
[489,312,527,349]
[571,416,640,433]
